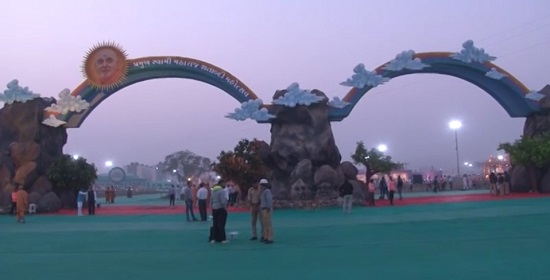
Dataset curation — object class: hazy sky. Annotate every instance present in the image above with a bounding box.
[1,0,549,173]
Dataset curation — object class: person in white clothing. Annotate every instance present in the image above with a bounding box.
[224,185,230,206]
[76,189,87,216]
[197,183,208,221]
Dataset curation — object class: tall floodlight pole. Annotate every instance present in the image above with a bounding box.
[449,120,462,176]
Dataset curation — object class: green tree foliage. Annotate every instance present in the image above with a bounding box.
[351,141,403,181]
[213,138,267,198]
[47,154,98,193]
[498,133,550,192]
[160,150,212,183]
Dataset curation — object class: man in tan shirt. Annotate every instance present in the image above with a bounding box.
[247,181,262,240]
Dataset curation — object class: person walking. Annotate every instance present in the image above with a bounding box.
[197,183,208,221]
[397,175,404,200]
[247,180,262,240]
[367,179,376,206]
[339,179,354,214]
[209,179,229,243]
[388,177,396,205]
[379,176,387,199]
[183,183,198,222]
[168,185,176,207]
[10,188,17,216]
[15,185,28,223]
[87,186,96,215]
[260,179,274,244]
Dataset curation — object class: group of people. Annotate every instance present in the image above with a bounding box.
[209,178,274,245]
[488,171,511,196]
[104,186,117,203]
[77,186,97,216]
[364,175,405,207]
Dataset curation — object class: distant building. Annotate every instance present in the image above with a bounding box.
[123,163,166,181]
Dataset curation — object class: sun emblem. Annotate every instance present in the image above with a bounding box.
[82,42,128,90]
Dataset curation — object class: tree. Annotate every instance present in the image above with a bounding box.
[160,150,212,183]
[351,141,403,181]
[213,138,267,198]
[48,154,98,194]
[498,133,550,192]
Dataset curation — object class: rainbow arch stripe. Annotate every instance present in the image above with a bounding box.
[327,52,540,121]
[47,56,259,128]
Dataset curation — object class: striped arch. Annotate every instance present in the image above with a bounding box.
[327,52,541,121]
[48,56,258,128]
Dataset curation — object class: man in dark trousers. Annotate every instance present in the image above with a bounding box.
[87,186,96,215]
[209,179,229,243]
[197,183,208,221]
[339,179,354,214]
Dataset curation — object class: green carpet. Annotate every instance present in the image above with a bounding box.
[2,197,550,280]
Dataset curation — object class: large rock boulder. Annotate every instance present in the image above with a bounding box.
[511,85,550,193]
[30,175,53,195]
[348,179,367,206]
[264,89,342,203]
[37,191,62,213]
[0,97,67,211]
[539,170,550,193]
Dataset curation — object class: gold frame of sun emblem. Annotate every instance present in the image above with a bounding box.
[82,42,129,90]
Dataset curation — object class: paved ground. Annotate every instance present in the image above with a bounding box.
[2,191,550,280]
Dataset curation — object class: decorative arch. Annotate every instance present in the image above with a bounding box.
[328,52,541,121]
[49,56,258,128]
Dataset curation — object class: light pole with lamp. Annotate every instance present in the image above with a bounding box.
[449,120,462,176]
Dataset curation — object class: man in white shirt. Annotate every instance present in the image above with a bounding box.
[197,183,208,221]
[224,185,231,206]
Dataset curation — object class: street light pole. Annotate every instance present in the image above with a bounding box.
[454,129,460,177]
[449,120,462,177]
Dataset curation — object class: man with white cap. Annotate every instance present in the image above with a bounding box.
[259,178,274,244]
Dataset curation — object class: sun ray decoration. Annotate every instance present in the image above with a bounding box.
[81,42,129,90]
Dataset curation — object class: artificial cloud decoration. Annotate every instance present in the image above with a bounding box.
[485,67,507,80]
[383,50,429,71]
[451,40,496,63]
[340,63,389,89]
[44,89,90,114]
[273,83,325,107]
[328,97,351,109]
[225,99,275,121]
[42,115,67,127]
[525,90,546,102]
[0,79,41,104]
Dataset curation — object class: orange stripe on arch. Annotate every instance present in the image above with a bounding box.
[483,62,530,94]
[70,81,91,96]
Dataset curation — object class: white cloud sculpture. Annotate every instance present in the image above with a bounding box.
[383,50,429,71]
[328,97,351,109]
[272,83,325,107]
[45,89,90,114]
[525,90,545,102]
[340,63,390,89]
[485,67,507,80]
[42,115,67,127]
[225,99,275,121]
[451,40,496,63]
[0,79,41,104]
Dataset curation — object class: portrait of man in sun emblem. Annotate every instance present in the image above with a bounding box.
[83,43,128,89]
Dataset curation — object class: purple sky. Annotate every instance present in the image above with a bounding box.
[2,0,549,174]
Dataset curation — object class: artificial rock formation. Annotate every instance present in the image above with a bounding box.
[263,89,365,207]
[0,98,67,212]
[512,85,550,193]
